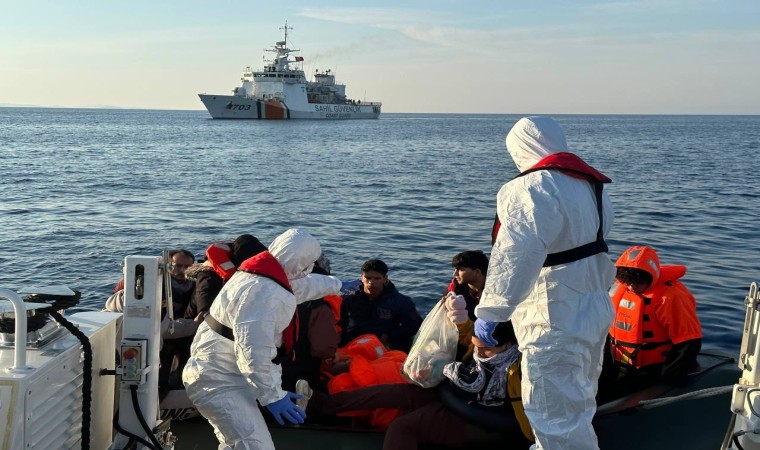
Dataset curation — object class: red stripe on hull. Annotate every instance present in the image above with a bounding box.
[264,101,286,119]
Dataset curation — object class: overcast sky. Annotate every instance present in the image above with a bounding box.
[1,0,758,114]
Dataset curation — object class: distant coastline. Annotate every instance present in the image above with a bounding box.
[0,103,135,110]
[0,104,757,116]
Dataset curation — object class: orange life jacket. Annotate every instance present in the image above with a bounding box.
[334,333,387,362]
[328,335,409,430]
[609,281,673,368]
[609,246,702,369]
[205,242,237,282]
[327,350,409,430]
[323,294,343,334]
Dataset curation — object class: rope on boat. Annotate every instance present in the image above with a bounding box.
[634,385,733,410]
[48,309,92,450]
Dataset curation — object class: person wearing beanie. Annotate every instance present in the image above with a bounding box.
[339,258,423,352]
[184,234,267,319]
[229,234,268,267]
[598,245,702,402]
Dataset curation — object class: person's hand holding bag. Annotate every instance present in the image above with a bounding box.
[443,291,468,324]
[402,301,459,387]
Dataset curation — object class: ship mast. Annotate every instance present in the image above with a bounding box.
[280,21,293,48]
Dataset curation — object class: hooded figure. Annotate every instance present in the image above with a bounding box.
[476,116,616,450]
[607,245,702,381]
[183,228,341,450]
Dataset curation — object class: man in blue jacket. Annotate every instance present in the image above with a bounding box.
[339,258,422,352]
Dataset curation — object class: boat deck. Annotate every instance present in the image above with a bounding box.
[170,352,739,449]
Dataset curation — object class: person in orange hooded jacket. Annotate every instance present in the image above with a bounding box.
[598,245,702,401]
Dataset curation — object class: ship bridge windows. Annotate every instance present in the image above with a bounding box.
[254,73,302,78]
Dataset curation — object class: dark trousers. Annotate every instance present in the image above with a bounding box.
[159,336,192,395]
[310,384,514,450]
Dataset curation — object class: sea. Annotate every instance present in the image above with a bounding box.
[1,108,758,354]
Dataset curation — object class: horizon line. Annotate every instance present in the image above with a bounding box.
[1,105,758,117]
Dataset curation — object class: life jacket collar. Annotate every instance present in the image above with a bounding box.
[205,242,237,282]
[523,151,611,183]
[238,251,293,293]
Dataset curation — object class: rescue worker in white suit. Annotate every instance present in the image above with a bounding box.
[183,228,343,450]
[474,116,616,450]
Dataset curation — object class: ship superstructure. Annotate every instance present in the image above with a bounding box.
[199,23,381,120]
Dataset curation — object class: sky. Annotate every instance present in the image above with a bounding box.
[1,0,758,114]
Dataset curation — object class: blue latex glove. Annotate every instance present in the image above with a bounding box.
[340,279,362,295]
[264,392,306,426]
[474,319,500,347]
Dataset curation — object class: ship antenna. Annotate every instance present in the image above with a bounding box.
[280,21,293,47]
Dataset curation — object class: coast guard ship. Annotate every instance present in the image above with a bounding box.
[199,23,382,120]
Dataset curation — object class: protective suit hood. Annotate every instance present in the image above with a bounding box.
[506,116,568,172]
[269,228,320,280]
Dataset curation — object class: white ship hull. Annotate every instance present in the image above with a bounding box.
[199,94,381,120]
[200,23,381,120]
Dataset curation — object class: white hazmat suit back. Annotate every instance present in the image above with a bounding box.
[183,228,341,450]
[476,116,616,450]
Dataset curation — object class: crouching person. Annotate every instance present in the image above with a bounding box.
[182,229,335,450]
[297,319,534,450]
[280,254,342,393]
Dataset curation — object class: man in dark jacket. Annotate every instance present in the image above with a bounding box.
[184,234,267,319]
[339,259,422,352]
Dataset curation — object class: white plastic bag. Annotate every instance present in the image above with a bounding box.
[403,301,459,388]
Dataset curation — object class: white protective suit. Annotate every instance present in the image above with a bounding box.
[475,116,616,450]
[182,228,342,450]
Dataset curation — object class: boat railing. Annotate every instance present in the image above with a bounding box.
[0,288,31,372]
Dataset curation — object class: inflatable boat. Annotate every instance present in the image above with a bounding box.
[0,255,757,450]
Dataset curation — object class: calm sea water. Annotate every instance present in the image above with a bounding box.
[1,108,758,353]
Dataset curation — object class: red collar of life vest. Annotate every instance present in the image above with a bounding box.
[238,251,293,293]
[238,251,297,359]
[523,152,611,183]
[205,242,237,282]
[491,152,611,246]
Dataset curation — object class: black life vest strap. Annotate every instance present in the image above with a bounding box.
[205,313,294,364]
[610,337,671,368]
[611,337,672,351]
[542,181,608,267]
[205,314,234,340]
[202,268,294,343]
